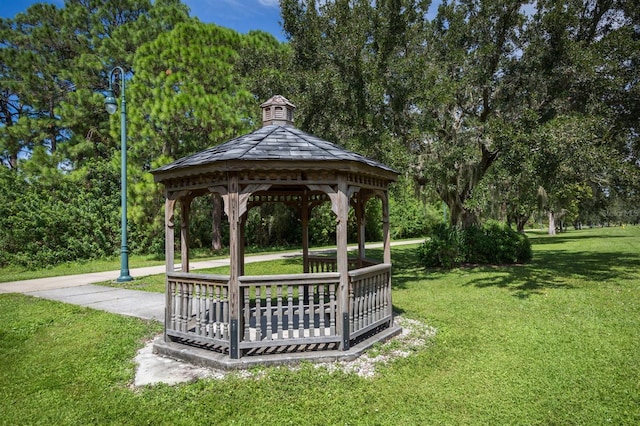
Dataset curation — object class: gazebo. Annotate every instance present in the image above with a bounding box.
[151,95,400,367]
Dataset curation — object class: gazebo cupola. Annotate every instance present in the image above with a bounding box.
[151,95,400,368]
[260,95,295,127]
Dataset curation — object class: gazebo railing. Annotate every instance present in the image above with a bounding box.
[166,272,231,348]
[238,273,341,349]
[165,263,393,356]
[307,255,379,273]
[348,263,393,340]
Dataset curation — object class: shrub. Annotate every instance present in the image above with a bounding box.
[418,221,532,268]
[417,223,464,269]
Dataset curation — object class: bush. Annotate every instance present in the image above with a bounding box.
[418,221,532,268]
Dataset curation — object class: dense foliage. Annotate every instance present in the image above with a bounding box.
[281,0,640,230]
[418,221,532,268]
[0,161,120,268]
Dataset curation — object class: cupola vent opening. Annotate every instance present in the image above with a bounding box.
[260,95,295,127]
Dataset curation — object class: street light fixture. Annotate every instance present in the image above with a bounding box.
[105,66,133,282]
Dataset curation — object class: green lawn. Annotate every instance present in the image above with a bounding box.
[1,226,638,424]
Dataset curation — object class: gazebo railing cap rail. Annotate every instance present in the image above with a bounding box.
[167,271,230,282]
[239,272,341,286]
[347,262,392,279]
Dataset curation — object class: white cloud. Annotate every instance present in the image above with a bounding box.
[258,0,280,6]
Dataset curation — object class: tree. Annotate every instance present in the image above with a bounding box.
[125,21,273,250]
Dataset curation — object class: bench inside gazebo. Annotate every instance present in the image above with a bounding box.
[151,96,401,368]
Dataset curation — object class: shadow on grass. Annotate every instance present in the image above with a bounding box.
[386,233,640,299]
[465,248,640,298]
[527,232,632,245]
[389,248,429,290]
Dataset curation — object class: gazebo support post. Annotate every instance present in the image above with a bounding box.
[337,175,350,350]
[228,174,241,359]
[180,197,192,273]
[302,191,309,273]
[164,197,176,342]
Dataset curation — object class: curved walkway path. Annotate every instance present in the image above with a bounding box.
[0,239,423,323]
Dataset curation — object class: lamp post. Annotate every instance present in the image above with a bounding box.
[105,66,133,282]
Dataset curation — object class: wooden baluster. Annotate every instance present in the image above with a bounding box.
[287,285,294,339]
[207,285,218,337]
[186,282,193,332]
[277,285,283,339]
[358,280,365,332]
[195,284,202,335]
[329,283,336,335]
[298,284,304,338]
[363,279,369,329]
[385,271,391,316]
[266,286,273,340]
[367,277,374,326]
[177,281,185,332]
[169,280,176,331]
[222,286,229,340]
[213,285,220,339]
[348,281,354,334]
[318,283,325,335]
[378,274,384,319]
[373,275,380,322]
[308,284,315,337]
[256,285,262,341]
[243,286,250,341]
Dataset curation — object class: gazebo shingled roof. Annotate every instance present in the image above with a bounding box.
[151,95,400,367]
[153,124,397,175]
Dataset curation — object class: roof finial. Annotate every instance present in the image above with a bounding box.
[260,95,295,127]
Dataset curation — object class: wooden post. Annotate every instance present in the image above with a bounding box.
[302,190,309,273]
[239,214,246,276]
[227,174,241,359]
[180,196,191,273]
[336,175,350,350]
[164,197,176,342]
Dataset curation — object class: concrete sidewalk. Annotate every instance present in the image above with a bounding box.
[0,239,423,322]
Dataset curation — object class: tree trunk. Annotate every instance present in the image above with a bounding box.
[516,214,530,234]
[211,193,222,250]
[548,211,556,235]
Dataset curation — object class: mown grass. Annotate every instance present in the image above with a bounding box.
[1,227,638,424]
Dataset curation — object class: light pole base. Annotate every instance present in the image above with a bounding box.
[117,273,133,283]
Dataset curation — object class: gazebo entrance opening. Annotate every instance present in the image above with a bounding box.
[152,96,400,365]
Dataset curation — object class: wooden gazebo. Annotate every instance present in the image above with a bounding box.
[151,96,400,365]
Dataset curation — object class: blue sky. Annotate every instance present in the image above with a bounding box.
[0,0,286,40]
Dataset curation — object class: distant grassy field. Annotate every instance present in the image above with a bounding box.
[1,226,638,424]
